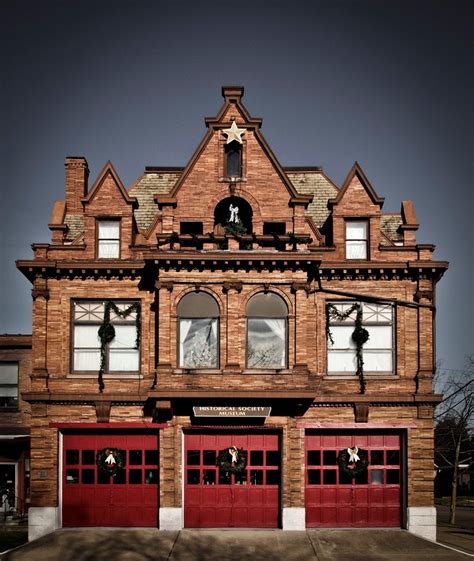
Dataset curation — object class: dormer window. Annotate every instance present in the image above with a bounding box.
[345,221,368,259]
[98,220,120,258]
[225,142,242,178]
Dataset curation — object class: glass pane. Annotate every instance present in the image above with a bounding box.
[266,470,280,485]
[346,222,367,240]
[250,470,263,485]
[113,470,126,484]
[247,293,287,317]
[387,450,400,465]
[98,240,119,258]
[327,350,357,373]
[203,470,216,485]
[82,450,95,465]
[66,469,79,484]
[363,351,392,372]
[145,470,158,484]
[323,451,337,465]
[354,471,368,485]
[371,469,384,485]
[187,450,200,465]
[387,470,400,484]
[74,301,104,322]
[129,469,142,484]
[203,450,216,466]
[266,451,280,466]
[98,471,111,484]
[66,450,79,465]
[109,349,139,371]
[234,470,247,485]
[129,450,142,465]
[180,318,218,368]
[323,470,337,484]
[307,451,321,466]
[219,471,231,485]
[0,394,18,407]
[247,318,286,368]
[371,450,384,465]
[98,221,120,238]
[187,470,200,485]
[339,470,353,485]
[145,450,159,465]
[81,469,94,484]
[74,350,101,371]
[364,326,392,349]
[226,144,241,177]
[74,325,101,348]
[327,326,356,349]
[250,451,263,466]
[346,240,367,259]
[0,363,18,384]
[308,470,321,485]
[109,325,136,348]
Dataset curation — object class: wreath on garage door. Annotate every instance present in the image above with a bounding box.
[337,446,368,478]
[217,446,247,473]
[97,448,126,477]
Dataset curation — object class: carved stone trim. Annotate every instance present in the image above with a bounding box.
[354,403,370,423]
[417,405,434,419]
[414,290,433,303]
[222,282,243,294]
[95,401,111,423]
[291,282,310,294]
[155,281,174,292]
[32,288,50,301]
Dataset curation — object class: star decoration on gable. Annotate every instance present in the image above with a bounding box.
[222,121,246,144]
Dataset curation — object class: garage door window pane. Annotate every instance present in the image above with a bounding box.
[145,470,158,484]
[66,469,79,484]
[82,469,95,484]
[129,470,142,484]
[66,450,79,465]
[145,450,159,465]
[308,470,321,485]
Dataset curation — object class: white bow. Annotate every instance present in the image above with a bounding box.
[229,447,239,463]
[347,446,360,463]
[105,453,116,465]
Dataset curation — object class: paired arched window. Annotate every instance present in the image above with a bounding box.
[246,293,288,369]
[177,292,219,369]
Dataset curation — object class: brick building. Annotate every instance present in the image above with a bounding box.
[17,86,447,541]
[0,335,31,519]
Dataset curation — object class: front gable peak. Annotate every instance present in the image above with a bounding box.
[328,162,384,209]
[82,161,138,207]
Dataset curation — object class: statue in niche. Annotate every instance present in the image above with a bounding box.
[228,203,240,224]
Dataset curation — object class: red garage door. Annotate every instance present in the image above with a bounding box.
[305,432,401,527]
[63,433,159,527]
[184,431,280,528]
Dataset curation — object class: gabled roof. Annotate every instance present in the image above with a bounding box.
[328,161,384,209]
[82,161,138,207]
[167,86,311,205]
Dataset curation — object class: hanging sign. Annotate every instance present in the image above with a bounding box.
[193,406,271,418]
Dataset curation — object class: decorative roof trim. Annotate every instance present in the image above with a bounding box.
[82,161,138,207]
[328,161,384,208]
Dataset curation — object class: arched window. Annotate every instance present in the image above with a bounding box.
[246,293,288,369]
[177,292,219,369]
[225,141,241,177]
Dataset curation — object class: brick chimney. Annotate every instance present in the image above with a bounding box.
[65,157,89,214]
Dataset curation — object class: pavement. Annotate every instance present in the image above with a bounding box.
[437,505,474,556]
[1,528,472,561]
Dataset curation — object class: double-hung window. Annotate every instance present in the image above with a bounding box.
[177,292,219,369]
[98,220,120,258]
[327,302,393,374]
[247,293,288,369]
[73,300,139,373]
[0,362,18,408]
[346,221,368,259]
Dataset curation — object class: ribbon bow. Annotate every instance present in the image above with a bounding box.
[105,452,116,465]
[347,446,360,463]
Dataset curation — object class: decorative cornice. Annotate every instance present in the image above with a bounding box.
[31,288,50,301]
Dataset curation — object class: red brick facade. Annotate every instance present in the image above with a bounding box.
[17,86,447,540]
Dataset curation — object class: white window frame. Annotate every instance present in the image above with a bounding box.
[327,301,394,375]
[0,362,19,408]
[97,220,120,259]
[346,221,368,260]
[72,300,139,375]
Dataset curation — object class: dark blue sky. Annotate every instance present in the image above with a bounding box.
[1,0,472,373]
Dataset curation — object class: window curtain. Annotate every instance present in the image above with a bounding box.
[180,318,217,368]
[247,318,286,368]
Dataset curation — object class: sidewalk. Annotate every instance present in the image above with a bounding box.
[1,529,472,561]
[436,504,474,556]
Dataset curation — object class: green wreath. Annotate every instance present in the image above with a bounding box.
[96,448,126,477]
[337,446,368,478]
[217,447,247,473]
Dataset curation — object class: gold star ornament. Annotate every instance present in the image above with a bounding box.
[222,121,246,144]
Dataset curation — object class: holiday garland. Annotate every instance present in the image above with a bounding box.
[337,446,368,478]
[97,301,141,393]
[96,448,126,477]
[326,303,370,394]
[217,447,247,473]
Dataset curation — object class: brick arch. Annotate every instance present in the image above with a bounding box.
[238,286,293,317]
[207,188,263,227]
[173,286,224,317]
